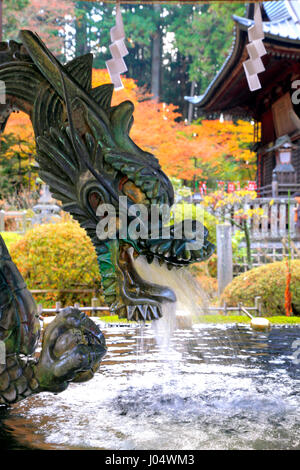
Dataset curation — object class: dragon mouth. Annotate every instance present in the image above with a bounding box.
[80,314,106,350]
[148,247,215,269]
[138,237,216,270]
[72,319,106,381]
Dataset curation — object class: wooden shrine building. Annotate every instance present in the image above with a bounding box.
[185,1,300,198]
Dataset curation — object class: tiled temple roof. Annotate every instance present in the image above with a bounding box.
[185,1,300,108]
[233,14,300,42]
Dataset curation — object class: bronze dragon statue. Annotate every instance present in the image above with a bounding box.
[0,31,214,404]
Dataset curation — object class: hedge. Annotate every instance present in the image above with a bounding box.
[221,260,300,316]
[9,221,102,307]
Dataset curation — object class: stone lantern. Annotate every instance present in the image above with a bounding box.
[32,184,61,225]
[271,136,297,197]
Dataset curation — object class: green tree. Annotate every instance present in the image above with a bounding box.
[81,3,160,95]
[2,2,247,116]
[173,3,245,94]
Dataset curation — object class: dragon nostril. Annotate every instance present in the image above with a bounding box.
[89,192,102,211]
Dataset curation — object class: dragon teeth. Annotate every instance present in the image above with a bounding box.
[126,305,135,320]
[138,305,148,320]
[126,304,162,321]
[147,307,153,321]
[148,305,158,319]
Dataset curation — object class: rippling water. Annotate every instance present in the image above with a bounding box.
[0,320,299,450]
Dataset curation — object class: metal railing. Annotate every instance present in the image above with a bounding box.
[201,297,262,317]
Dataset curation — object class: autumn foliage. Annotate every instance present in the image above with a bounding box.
[3,69,256,188]
[93,69,256,184]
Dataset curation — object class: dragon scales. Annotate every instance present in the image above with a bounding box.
[0,31,214,404]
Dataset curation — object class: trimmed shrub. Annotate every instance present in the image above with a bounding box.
[221,260,300,316]
[10,221,102,307]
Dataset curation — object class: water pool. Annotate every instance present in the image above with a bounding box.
[0,321,299,450]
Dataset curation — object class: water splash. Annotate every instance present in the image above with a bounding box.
[134,256,244,366]
[151,303,177,350]
[134,255,210,356]
[135,255,209,319]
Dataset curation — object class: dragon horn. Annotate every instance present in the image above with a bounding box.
[20,30,73,100]
[19,30,111,126]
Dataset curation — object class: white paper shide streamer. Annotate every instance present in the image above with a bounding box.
[243,3,267,92]
[106,3,128,91]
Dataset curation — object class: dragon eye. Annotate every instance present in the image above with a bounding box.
[89,192,103,211]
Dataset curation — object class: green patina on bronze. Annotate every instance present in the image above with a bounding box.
[0,31,214,403]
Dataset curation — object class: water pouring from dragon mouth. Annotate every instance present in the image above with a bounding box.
[132,255,207,348]
[135,255,209,319]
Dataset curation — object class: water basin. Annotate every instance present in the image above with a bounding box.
[0,321,299,450]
